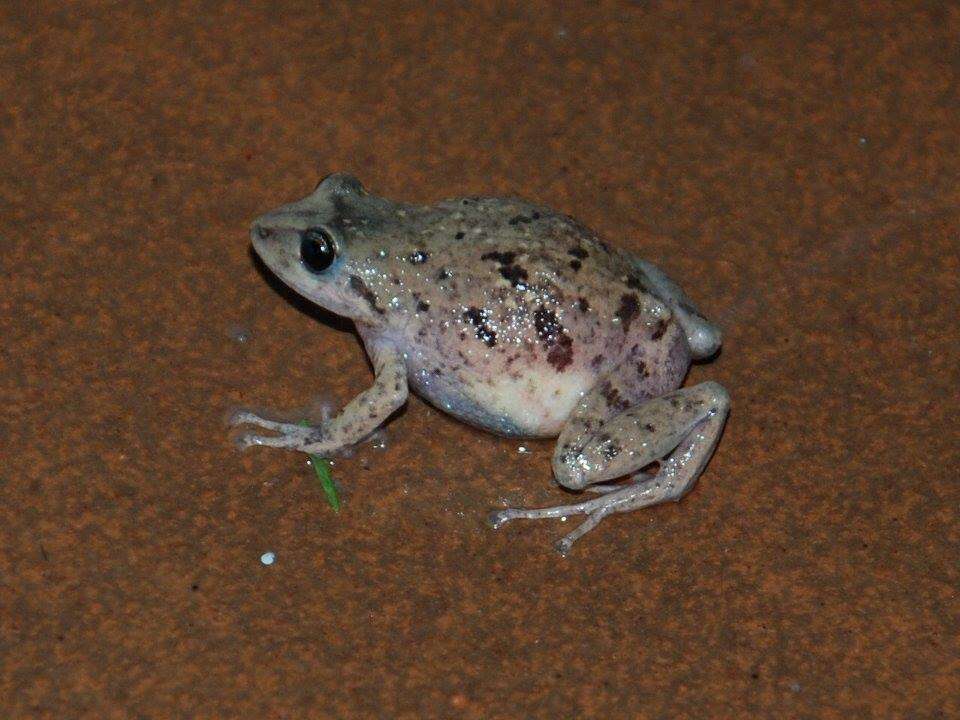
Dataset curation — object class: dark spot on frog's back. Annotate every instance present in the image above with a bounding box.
[480,250,516,265]
[569,260,582,271]
[508,214,532,225]
[568,246,588,260]
[500,265,528,288]
[348,275,384,314]
[480,250,528,288]
[533,306,562,344]
[463,306,497,347]
[615,294,640,331]
[577,297,590,312]
[651,319,668,340]
[547,335,573,372]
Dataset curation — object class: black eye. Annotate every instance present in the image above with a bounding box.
[299,227,337,273]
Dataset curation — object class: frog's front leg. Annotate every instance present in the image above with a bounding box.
[490,381,729,554]
[231,337,408,456]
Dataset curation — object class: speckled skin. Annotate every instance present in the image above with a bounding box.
[233,174,730,552]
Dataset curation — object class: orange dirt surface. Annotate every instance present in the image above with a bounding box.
[2,2,957,718]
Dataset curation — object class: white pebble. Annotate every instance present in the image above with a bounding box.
[260,551,276,565]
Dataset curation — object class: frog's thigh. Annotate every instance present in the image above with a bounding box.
[492,381,729,553]
[554,381,727,490]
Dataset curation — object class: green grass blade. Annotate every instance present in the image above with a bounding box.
[300,420,340,512]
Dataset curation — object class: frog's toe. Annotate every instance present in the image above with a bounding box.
[234,431,278,449]
[487,509,514,530]
[234,424,313,450]
[229,411,299,433]
[228,410,262,426]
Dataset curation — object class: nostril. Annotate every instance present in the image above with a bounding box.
[255,225,272,240]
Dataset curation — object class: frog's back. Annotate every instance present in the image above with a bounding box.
[389,196,690,436]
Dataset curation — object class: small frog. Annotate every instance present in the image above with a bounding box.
[232,174,729,553]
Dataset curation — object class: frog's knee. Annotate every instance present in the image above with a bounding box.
[552,451,588,490]
[697,381,730,411]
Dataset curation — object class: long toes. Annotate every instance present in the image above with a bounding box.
[234,432,266,449]
[229,410,258,426]
[487,509,514,530]
[236,430,307,449]
[554,537,574,556]
[229,410,279,428]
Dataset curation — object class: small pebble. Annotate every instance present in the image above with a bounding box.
[260,551,276,565]
[517,445,528,454]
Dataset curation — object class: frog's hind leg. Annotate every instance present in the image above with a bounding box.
[489,381,729,555]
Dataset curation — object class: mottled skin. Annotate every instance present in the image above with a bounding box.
[232,173,730,553]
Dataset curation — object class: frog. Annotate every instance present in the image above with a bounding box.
[231,173,730,554]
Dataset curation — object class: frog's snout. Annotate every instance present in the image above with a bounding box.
[251,223,273,243]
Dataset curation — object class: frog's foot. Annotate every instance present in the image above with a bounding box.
[229,411,319,450]
[489,476,655,556]
[490,381,729,554]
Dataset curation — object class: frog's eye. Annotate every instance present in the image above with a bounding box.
[299,227,338,273]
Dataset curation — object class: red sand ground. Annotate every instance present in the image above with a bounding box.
[2,2,958,717]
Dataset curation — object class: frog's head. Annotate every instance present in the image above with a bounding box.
[250,173,399,324]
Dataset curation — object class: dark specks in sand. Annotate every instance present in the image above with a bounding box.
[463,306,497,347]
[569,260,582,271]
[408,249,430,264]
[437,268,451,281]
[455,231,465,239]
[349,275,384,314]
[615,294,640,331]
[508,214,532,225]
[577,297,590,312]
[416,300,430,312]
[568,246,588,260]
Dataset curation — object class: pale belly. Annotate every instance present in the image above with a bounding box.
[409,362,596,438]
